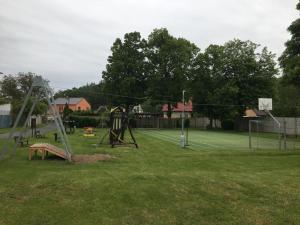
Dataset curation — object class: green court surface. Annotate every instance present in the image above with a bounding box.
[138,129,300,151]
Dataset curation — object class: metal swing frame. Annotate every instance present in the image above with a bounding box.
[0,76,73,161]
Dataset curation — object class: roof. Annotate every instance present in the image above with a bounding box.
[243,108,267,118]
[162,101,193,112]
[54,98,83,105]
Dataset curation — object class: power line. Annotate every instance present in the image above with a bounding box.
[52,86,247,108]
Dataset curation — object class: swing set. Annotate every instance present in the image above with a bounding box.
[0,76,73,162]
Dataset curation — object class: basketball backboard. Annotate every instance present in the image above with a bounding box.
[258,98,272,111]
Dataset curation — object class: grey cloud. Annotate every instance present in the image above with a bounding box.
[0,0,298,89]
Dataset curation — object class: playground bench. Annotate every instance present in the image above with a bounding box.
[13,135,29,147]
[34,129,46,138]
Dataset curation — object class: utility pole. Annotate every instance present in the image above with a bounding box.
[180,90,186,148]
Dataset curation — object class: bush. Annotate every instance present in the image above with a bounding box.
[221,120,234,130]
[69,116,100,128]
[71,110,97,116]
[184,118,190,128]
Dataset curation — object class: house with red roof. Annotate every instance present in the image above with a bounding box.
[162,100,193,118]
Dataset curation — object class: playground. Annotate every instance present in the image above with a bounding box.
[1,127,300,225]
[0,76,299,225]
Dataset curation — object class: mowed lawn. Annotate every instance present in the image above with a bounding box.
[0,129,300,225]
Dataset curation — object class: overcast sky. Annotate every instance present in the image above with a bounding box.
[0,0,299,91]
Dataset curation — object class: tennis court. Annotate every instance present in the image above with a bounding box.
[138,129,298,151]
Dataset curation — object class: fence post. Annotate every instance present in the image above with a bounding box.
[295,117,298,138]
[284,119,287,150]
[256,121,259,150]
[249,120,252,149]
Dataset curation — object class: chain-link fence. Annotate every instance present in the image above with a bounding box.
[249,117,300,150]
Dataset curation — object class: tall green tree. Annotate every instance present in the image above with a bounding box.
[0,72,48,118]
[223,40,277,108]
[273,78,300,117]
[102,32,147,111]
[279,1,300,86]
[190,40,277,127]
[147,28,199,118]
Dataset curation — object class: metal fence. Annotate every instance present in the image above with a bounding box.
[133,117,221,129]
[249,117,300,150]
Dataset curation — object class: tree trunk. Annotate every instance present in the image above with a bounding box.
[209,116,213,129]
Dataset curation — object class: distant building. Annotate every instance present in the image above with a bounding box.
[0,104,12,128]
[162,101,193,118]
[235,108,268,131]
[53,98,91,113]
[132,104,143,114]
[244,108,267,118]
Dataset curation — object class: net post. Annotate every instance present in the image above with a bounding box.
[256,120,259,150]
[283,119,287,150]
[249,120,252,149]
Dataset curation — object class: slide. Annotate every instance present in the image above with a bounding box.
[29,143,69,160]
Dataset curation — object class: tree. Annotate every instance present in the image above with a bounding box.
[279,1,300,86]
[102,32,147,111]
[55,82,106,110]
[0,72,48,119]
[190,40,277,128]
[223,40,277,109]
[273,78,300,117]
[147,28,199,118]
[62,103,73,120]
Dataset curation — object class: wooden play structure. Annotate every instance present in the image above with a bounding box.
[29,143,68,160]
[100,106,138,148]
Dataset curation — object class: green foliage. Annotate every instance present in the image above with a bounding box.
[62,103,73,120]
[190,39,278,126]
[147,28,199,118]
[55,82,105,109]
[184,118,190,128]
[71,110,98,116]
[279,1,300,85]
[140,99,162,113]
[221,119,235,130]
[273,78,300,117]
[102,32,147,110]
[0,72,48,119]
[69,115,101,128]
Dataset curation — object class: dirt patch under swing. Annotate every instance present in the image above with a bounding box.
[72,154,115,164]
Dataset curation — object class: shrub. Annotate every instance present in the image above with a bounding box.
[221,120,234,130]
[69,116,100,128]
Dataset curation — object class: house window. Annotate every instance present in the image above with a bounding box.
[78,107,81,111]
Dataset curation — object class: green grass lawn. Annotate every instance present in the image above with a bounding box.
[0,127,22,134]
[0,129,300,225]
[0,124,46,134]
